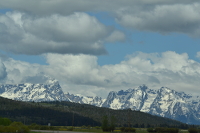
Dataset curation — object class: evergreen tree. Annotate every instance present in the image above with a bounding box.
[101,115,108,132]
[110,116,116,132]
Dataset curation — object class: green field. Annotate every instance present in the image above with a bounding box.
[30,127,190,133]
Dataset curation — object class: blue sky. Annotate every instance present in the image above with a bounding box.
[1,0,200,97]
[98,32,200,65]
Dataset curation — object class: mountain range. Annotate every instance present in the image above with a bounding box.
[0,77,200,125]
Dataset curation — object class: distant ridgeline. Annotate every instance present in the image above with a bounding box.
[1,80,200,125]
[0,96,189,128]
[0,96,100,126]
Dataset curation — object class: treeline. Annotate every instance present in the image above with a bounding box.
[0,97,100,126]
[0,107,100,126]
[0,96,191,128]
[40,101,190,128]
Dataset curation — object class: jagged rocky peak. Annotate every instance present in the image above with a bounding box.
[159,86,172,92]
[64,92,106,107]
[117,85,148,95]
[94,96,102,101]
[117,90,127,95]
[101,85,200,124]
[0,74,68,102]
[147,89,157,94]
[157,87,177,97]
[137,84,148,91]
[107,91,117,98]
[1,80,200,125]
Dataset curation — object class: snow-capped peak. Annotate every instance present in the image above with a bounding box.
[1,80,200,125]
[0,76,68,102]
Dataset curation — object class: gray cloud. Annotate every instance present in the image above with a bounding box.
[0,0,199,15]
[148,76,160,84]
[0,0,200,57]
[0,11,123,55]
[0,61,7,81]
[1,1,200,37]
[116,3,200,36]
[23,74,50,84]
[23,13,113,43]
[105,30,125,42]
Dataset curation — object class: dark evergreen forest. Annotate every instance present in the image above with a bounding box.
[0,97,100,126]
[0,96,189,128]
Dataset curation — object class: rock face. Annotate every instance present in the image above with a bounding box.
[0,78,69,102]
[100,85,200,125]
[1,80,200,124]
[65,93,106,107]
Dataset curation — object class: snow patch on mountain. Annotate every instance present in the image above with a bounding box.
[65,93,105,107]
[101,85,200,124]
[1,75,200,125]
[0,76,70,102]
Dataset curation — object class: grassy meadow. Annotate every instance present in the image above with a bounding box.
[30,126,190,133]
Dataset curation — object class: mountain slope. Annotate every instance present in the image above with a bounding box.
[0,78,200,125]
[44,101,187,128]
[0,78,69,102]
[100,85,200,124]
[65,93,105,106]
[0,96,187,127]
[0,96,100,126]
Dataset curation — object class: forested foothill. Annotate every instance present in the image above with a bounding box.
[0,96,196,130]
[0,97,100,126]
[40,101,189,129]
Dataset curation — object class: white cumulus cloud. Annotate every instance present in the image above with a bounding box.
[2,51,200,97]
[0,11,123,55]
[196,51,200,59]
